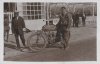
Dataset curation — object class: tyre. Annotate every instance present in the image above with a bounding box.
[27,31,47,52]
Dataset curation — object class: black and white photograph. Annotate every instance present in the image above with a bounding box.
[3,2,97,61]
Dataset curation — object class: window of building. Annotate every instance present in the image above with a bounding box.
[22,2,45,20]
[4,3,17,12]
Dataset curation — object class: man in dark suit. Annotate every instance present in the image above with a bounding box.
[11,11,26,50]
[82,13,86,26]
[75,12,80,27]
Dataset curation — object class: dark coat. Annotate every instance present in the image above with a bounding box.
[82,14,86,21]
[11,16,25,34]
[72,13,76,23]
[72,13,76,21]
[4,18,10,31]
[55,12,72,43]
[56,12,72,31]
[75,14,80,21]
[74,14,80,23]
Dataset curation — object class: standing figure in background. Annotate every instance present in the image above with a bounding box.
[11,11,26,50]
[75,12,80,27]
[72,12,76,27]
[4,14,10,42]
[82,13,86,26]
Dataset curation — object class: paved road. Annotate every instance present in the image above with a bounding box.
[4,36,96,61]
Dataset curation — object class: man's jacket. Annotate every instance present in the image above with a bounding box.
[11,16,25,34]
[4,18,10,31]
[56,12,72,31]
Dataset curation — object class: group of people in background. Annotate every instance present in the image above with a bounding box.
[72,12,86,27]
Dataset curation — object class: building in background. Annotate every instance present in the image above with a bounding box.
[4,2,49,34]
[4,2,97,34]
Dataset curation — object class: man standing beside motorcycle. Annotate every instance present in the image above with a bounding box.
[55,7,72,49]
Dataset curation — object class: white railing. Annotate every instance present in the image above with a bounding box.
[52,16,97,25]
[86,16,97,24]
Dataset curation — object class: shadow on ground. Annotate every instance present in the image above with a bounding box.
[4,42,16,49]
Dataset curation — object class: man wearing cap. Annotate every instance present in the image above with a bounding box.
[11,11,26,50]
[55,7,72,49]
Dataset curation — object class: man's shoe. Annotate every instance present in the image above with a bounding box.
[64,46,69,50]
[53,41,63,48]
[21,48,29,52]
[23,44,28,48]
[15,47,22,51]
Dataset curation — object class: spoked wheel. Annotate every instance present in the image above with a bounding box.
[27,31,47,52]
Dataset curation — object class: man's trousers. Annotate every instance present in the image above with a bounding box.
[14,29,26,48]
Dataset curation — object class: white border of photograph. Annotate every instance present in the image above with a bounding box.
[0,0,99,64]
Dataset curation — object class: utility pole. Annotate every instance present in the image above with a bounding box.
[45,2,49,25]
[49,3,51,19]
[92,3,95,16]
[73,4,76,13]
[82,5,84,14]
[45,2,48,25]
